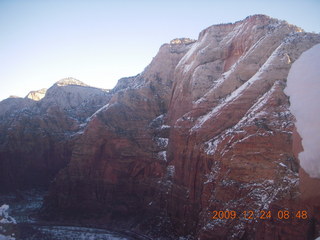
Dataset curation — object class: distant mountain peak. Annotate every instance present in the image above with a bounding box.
[55,77,88,87]
[8,95,21,99]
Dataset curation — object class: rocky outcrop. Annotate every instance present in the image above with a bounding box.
[26,88,47,101]
[0,78,111,192]
[2,15,320,239]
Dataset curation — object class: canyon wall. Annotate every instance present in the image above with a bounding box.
[46,15,320,239]
[1,15,319,239]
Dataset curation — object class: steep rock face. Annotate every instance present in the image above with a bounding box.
[0,78,111,192]
[26,15,320,239]
[44,41,193,232]
[165,15,320,239]
[168,15,303,122]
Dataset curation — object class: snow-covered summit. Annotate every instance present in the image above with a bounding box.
[55,77,88,87]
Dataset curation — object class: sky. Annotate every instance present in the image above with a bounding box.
[0,0,320,101]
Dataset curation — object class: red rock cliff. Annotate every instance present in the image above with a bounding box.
[4,15,319,239]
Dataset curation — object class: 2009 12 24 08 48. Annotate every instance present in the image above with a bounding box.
[211,210,308,220]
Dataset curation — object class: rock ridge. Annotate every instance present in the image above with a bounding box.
[0,79,111,192]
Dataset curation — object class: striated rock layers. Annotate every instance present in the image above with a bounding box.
[2,15,320,239]
[44,15,320,239]
[0,78,111,191]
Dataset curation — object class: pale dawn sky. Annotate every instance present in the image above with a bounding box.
[1,0,319,101]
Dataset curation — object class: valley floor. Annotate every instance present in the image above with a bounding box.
[0,190,149,240]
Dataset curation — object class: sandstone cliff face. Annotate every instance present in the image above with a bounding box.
[2,15,320,240]
[164,15,320,239]
[0,78,111,192]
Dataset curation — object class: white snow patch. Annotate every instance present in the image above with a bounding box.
[35,226,127,240]
[269,21,282,29]
[245,177,298,211]
[86,104,110,122]
[152,114,164,122]
[177,33,208,73]
[285,43,320,178]
[160,124,170,130]
[157,151,167,161]
[204,128,248,157]
[0,205,16,224]
[183,63,194,74]
[279,162,286,168]
[204,161,220,184]
[155,137,169,148]
[180,39,201,64]
[0,234,15,240]
[167,165,175,177]
[233,83,277,128]
[204,172,215,184]
[205,138,220,155]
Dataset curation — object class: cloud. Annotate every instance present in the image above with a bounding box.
[285,43,320,178]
